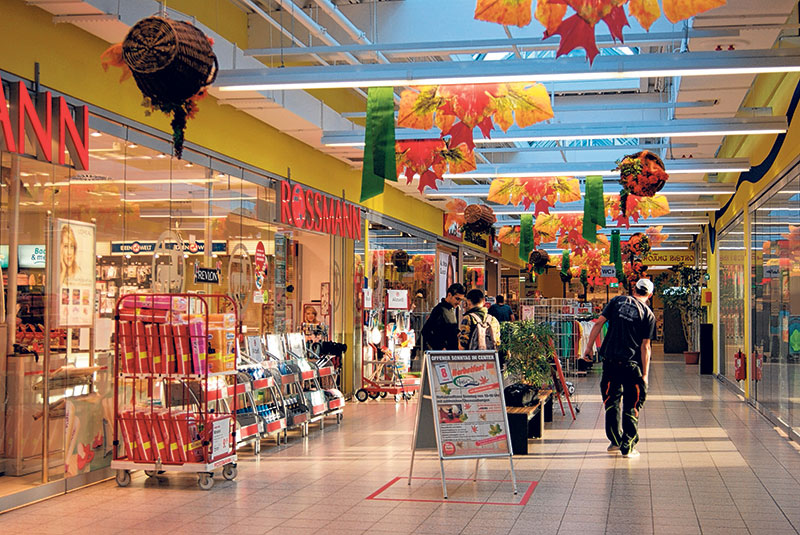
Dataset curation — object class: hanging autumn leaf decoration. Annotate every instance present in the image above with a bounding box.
[474,0,727,63]
[605,193,670,227]
[645,225,669,248]
[396,138,476,193]
[475,0,534,27]
[397,82,553,151]
[534,213,610,255]
[497,225,522,246]
[488,176,581,215]
[444,198,467,234]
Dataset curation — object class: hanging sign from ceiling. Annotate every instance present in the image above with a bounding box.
[277,179,363,240]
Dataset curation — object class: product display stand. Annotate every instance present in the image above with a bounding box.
[356,342,419,402]
[111,293,238,490]
[286,332,344,424]
[285,333,327,431]
[265,334,310,438]
[237,337,289,448]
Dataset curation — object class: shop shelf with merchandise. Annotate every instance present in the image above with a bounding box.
[111,293,239,491]
[286,332,345,425]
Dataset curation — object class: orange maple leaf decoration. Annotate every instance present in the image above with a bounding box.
[487,176,580,214]
[475,0,534,27]
[497,226,521,246]
[474,0,727,62]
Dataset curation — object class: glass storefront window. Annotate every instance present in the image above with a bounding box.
[718,217,746,388]
[751,176,800,434]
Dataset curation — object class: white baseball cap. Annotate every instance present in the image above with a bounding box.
[635,278,654,294]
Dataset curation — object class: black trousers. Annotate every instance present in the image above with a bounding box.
[601,360,647,454]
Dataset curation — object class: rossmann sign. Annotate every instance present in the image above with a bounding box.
[0,76,89,170]
[278,179,363,240]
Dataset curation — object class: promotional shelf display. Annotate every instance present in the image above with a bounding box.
[111,293,239,491]
[285,332,345,423]
[264,334,311,435]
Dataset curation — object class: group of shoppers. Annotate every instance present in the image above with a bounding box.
[420,278,656,460]
[421,284,515,351]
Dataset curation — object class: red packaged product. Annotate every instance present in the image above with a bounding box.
[118,411,137,460]
[173,323,192,375]
[158,411,181,463]
[149,412,171,462]
[119,321,136,373]
[133,412,155,461]
[159,323,177,374]
[119,307,169,324]
[144,323,164,374]
[134,322,150,374]
[172,411,204,463]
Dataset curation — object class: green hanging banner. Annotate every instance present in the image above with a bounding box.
[610,229,624,283]
[582,175,605,243]
[561,250,570,275]
[361,87,397,202]
[519,214,534,261]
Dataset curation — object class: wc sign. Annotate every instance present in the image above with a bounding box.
[0,76,90,170]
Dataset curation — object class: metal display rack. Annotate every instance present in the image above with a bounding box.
[265,334,311,437]
[286,333,345,424]
[111,293,239,491]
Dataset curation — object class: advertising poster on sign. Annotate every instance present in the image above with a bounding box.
[429,352,509,458]
[55,219,96,327]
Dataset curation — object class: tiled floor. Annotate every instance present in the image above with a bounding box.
[3,352,800,534]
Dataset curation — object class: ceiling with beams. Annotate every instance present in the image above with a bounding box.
[31,0,800,252]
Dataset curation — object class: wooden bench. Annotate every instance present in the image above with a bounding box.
[506,389,553,455]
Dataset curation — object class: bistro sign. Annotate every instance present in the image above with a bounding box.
[278,179,362,240]
[0,76,89,170]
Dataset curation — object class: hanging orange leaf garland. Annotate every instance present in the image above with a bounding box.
[497,226,522,246]
[397,83,554,151]
[475,0,534,27]
[474,0,727,63]
[487,176,581,214]
[605,193,670,227]
[396,139,476,193]
[533,213,610,255]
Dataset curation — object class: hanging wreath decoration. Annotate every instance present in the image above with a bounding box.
[615,151,669,217]
[461,204,497,242]
[623,232,651,259]
[101,17,218,158]
[528,249,551,275]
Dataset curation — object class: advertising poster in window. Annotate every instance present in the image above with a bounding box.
[55,219,96,327]
[429,352,509,458]
[438,252,457,301]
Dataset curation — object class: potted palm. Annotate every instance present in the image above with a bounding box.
[655,263,706,364]
[500,321,555,388]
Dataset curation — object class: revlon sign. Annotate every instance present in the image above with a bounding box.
[278,179,363,240]
[0,76,89,170]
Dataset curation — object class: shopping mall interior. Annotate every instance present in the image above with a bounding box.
[0,0,799,532]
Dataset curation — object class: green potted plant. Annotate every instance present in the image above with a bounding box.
[655,263,707,364]
[500,321,555,388]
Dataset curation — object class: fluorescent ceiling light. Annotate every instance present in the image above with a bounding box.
[140,214,228,219]
[216,49,800,91]
[323,118,786,147]
[123,196,257,203]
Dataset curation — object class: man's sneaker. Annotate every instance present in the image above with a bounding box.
[607,444,620,453]
[622,449,640,458]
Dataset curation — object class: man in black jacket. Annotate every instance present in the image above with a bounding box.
[421,283,466,350]
[582,278,655,459]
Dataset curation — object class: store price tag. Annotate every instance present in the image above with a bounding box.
[601,265,617,278]
[363,288,373,309]
[764,265,780,278]
[387,289,409,309]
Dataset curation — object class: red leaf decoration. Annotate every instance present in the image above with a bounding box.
[603,5,629,42]
[418,170,441,194]
[446,122,476,151]
[547,14,600,63]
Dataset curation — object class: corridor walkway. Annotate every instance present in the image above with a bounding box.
[2,353,799,535]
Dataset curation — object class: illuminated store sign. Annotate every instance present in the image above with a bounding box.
[277,179,363,240]
[0,76,89,170]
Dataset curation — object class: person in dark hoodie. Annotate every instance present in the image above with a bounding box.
[421,283,466,350]
[459,289,501,350]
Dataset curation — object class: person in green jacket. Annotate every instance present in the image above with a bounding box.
[459,289,501,350]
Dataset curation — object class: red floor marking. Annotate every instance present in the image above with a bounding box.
[365,476,538,506]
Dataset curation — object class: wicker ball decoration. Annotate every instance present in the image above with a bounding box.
[462,204,496,236]
[122,17,217,107]
[618,150,669,198]
[529,250,550,269]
